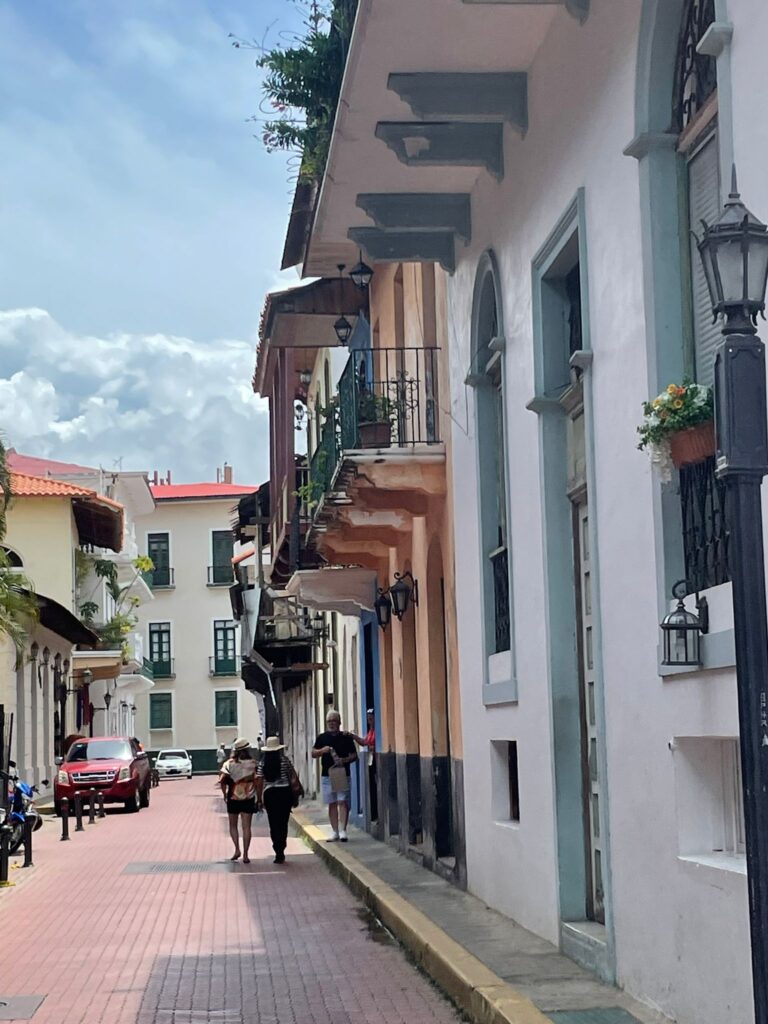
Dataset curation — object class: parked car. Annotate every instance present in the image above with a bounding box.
[54,736,151,814]
[154,749,193,780]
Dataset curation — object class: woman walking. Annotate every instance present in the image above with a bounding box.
[255,736,299,864]
[219,737,258,863]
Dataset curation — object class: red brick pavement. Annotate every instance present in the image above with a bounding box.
[0,778,461,1024]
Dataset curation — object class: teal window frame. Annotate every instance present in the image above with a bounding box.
[149,692,172,731]
[149,622,173,678]
[215,690,238,728]
[211,531,234,585]
[213,620,237,676]
[147,533,172,587]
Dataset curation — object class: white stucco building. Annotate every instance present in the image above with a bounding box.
[295,0,768,1021]
[133,471,263,771]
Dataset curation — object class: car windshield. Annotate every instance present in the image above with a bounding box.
[66,740,131,762]
[158,751,188,760]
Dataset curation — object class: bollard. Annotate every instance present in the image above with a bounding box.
[87,789,96,824]
[74,793,84,832]
[60,797,70,841]
[97,792,105,819]
[0,823,12,887]
[22,817,33,868]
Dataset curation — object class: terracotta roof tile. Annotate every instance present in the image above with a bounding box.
[10,472,99,498]
[7,451,97,476]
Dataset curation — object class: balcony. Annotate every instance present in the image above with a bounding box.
[152,658,175,679]
[141,658,154,681]
[143,567,175,589]
[207,565,235,587]
[209,655,242,677]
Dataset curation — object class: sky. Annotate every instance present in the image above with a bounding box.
[0,0,306,483]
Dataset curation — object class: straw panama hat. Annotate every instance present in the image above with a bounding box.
[233,737,250,751]
[263,736,285,752]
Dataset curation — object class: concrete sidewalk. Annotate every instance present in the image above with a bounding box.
[293,805,672,1024]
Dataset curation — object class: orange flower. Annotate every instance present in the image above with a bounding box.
[667,384,677,395]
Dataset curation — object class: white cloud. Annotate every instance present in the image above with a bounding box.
[0,308,268,484]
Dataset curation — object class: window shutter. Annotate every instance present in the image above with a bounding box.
[687,132,721,389]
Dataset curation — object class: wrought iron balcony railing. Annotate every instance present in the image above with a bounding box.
[209,655,242,677]
[143,567,175,589]
[152,658,175,679]
[207,564,235,587]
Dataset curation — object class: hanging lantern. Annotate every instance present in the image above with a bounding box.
[374,588,392,630]
[389,571,419,621]
[350,250,374,291]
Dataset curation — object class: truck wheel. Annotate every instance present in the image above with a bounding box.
[124,789,140,813]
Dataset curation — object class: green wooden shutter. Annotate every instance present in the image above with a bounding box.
[147,533,170,587]
[150,693,173,730]
[687,132,721,389]
[213,620,236,675]
[212,531,233,584]
[149,622,172,677]
[215,691,238,728]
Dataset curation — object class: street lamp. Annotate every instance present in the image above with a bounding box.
[333,263,353,345]
[697,169,768,1024]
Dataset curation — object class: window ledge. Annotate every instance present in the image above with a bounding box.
[678,852,746,876]
[493,819,520,832]
[483,680,518,707]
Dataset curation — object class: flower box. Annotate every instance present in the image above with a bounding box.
[669,420,716,469]
[359,421,391,448]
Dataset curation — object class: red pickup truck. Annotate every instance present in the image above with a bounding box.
[54,736,151,814]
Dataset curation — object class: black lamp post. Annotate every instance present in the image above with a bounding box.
[374,588,392,630]
[389,571,418,621]
[697,169,768,1024]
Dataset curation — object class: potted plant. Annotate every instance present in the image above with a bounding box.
[637,381,715,479]
[357,391,392,448]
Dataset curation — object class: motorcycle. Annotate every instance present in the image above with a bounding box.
[0,762,46,854]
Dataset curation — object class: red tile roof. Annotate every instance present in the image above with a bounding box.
[7,450,97,476]
[10,472,101,499]
[151,483,258,501]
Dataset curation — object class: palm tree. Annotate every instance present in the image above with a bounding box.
[0,437,38,661]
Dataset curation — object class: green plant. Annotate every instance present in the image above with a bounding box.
[637,381,713,450]
[76,551,155,648]
[0,435,38,662]
[235,0,356,183]
[357,391,392,424]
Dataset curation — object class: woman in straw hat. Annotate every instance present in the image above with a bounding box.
[219,737,258,863]
[255,736,301,864]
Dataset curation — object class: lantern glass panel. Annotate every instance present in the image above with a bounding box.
[747,232,768,308]
[389,579,410,619]
[698,238,721,310]
[715,236,747,307]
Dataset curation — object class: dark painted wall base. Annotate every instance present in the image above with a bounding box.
[375,751,465,888]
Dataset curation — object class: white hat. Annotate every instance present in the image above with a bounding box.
[263,736,285,752]
[233,737,250,751]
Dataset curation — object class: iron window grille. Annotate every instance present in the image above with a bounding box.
[679,455,730,595]
[673,0,717,132]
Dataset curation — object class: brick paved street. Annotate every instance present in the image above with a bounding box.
[0,778,462,1024]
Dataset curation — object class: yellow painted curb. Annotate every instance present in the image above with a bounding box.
[292,810,551,1024]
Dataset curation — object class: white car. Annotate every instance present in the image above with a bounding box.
[154,749,193,780]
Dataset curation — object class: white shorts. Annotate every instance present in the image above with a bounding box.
[321,776,350,805]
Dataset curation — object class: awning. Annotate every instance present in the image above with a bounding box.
[259,277,363,349]
[73,495,124,553]
[284,567,377,616]
[70,649,124,683]
[34,593,99,647]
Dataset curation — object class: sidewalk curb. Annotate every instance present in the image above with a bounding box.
[292,810,551,1024]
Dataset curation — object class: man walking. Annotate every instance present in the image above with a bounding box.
[216,743,227,770]
[312,709,357,842]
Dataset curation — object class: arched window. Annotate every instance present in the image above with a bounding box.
[1,546,23,568]
[471,253,511,656]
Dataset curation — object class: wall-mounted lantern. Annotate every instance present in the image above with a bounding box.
[298,368,313,387]
[333,263,353,345]
[374,588,392,630]
[389,571,419,621]
[660,580,708,667]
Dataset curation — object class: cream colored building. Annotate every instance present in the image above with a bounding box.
[133,472,262,771]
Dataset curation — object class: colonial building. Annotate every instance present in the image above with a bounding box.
[133,470,262,771]
[252,0,766,1021]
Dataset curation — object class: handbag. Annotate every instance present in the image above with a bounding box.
[289,769,304,809]
[328,764,348,792]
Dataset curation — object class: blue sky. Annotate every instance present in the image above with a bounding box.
[0,0,306,481]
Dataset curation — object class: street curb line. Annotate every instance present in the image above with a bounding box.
[292,811,551,1024]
